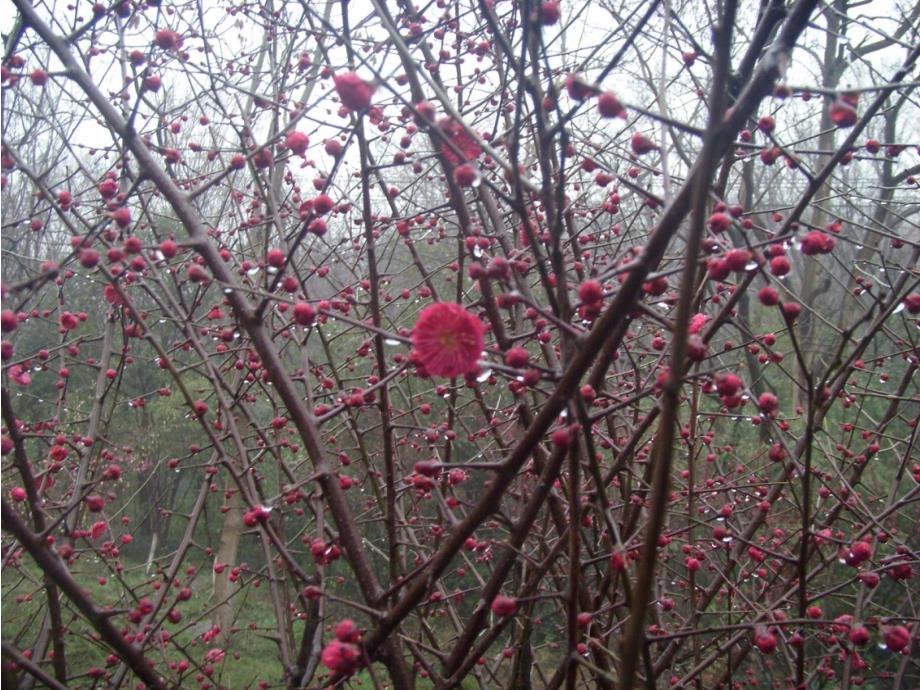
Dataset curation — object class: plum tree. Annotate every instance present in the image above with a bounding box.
[2,1,919,689]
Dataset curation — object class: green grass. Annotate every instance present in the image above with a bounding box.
[2,557,482,689]
[3,558,297,689]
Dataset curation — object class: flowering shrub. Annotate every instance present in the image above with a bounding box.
[1,1,918,689]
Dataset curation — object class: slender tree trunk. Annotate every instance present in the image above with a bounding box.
[212,488,245,640]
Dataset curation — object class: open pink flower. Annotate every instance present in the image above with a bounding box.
[10,364,31,387]
[411,302,485,378]
[491,594,518,616]
[688,313,709,334]
[321,639,361,675]
[333,71,375,111]
[438,118,482,165]
[204,647,226,664]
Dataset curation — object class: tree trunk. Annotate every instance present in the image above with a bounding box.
[212,488,245,640]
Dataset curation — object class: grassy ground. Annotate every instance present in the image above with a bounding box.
[4,558,316,689]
